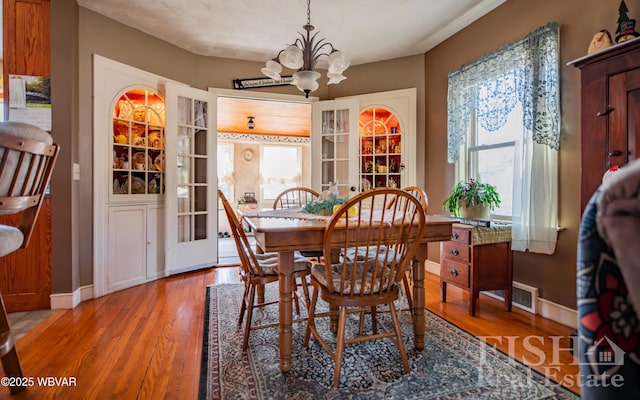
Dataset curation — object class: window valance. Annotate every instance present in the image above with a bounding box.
[447,22,560,163]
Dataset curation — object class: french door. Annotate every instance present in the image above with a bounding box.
[164,82,218,274]
[311,99,359,198]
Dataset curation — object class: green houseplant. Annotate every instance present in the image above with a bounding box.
[442,178,501,218]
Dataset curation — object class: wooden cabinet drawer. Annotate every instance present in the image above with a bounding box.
[442,241,470,263]
[440,258,469,288]
[450,227,470,245]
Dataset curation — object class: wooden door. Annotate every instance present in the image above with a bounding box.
[609,68,640,167]
[0,0,51,311]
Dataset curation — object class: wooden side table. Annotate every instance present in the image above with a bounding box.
[439,223,513,316]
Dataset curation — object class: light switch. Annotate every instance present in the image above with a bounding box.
[73,163,80,181]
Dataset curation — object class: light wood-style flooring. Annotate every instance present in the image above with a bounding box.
[0,267,579,399]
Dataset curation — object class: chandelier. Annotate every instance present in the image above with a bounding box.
[261,0,350,98]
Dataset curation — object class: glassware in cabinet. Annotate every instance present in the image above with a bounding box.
[358,106,403,191]
[111,88,166,196]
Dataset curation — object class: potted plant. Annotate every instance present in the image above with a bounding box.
[442,178,501,219]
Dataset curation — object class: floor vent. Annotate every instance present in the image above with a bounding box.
[483,281,539,314]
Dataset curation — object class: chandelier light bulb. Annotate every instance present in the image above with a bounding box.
[293,70,321,97]
[261,59,283,80]
[327,50,350,74]
[279,45,304,69]
[327,72,347,85]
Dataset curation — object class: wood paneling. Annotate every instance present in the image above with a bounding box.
[1,0,52,311]
[0,199,51,311]
[217,97,311,137]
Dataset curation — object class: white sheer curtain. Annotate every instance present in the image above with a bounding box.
[447,22,560,254]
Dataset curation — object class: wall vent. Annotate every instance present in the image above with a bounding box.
[483,281,539,314]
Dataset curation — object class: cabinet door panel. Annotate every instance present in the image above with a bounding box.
[108,206,146,293]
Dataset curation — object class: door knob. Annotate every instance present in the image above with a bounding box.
[451,248,459,256]
[350,186,357,192]
[609,150,623,157]
[452,232,459,239]
[450,269,459,277]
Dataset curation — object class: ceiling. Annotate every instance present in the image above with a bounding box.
[79,0,507,135]
[77,0,506,67]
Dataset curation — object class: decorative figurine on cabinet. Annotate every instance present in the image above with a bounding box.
[615,0,640,43]
[587,30,613,54]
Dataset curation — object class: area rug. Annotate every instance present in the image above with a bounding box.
[199,284,579,399]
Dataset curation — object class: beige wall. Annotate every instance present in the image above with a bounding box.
[50,0,625,309]
[424,0,632,307]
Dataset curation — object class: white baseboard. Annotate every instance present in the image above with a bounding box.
[424,260,577,329]
[537,297,578,329]
[50,284,94,309]
[425,260,439,275]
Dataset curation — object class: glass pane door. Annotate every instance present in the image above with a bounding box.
[164,82,217,274]
[312,99,359,198]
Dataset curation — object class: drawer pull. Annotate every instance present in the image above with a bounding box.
[450,269,459,277]
[452,232,459,240]
[451,248,459,256]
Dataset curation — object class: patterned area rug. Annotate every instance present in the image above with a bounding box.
[199,284,579,399]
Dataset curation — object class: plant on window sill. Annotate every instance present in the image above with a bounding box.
[442,178,501,218]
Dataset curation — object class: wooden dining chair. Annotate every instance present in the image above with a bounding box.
[398,186,428,311]
[303,188,426,387]
[272,186,319,209]
[273,186,324,261]
[0,122,59,394]
[365,185,428,312]
[218,189,312,351]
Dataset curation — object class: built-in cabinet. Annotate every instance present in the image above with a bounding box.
[312,88,417,196]
[359,107,403,189]
[571,38,640,210]
[94,56,218,297]
[106,87,167,293]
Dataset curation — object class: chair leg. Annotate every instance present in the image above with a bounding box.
[303,285,319,347]
[403,272,413,311]
[0,295,25,394]
[333,306,348,388]
[238,282,249,325]
[388,302,410,373]
[300,276,311,310]
[242,284,257,351]
[371,306,378,334]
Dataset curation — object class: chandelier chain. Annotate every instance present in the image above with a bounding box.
[307,0,311,26]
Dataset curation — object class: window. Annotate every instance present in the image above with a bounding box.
[217,142,234,201]
[448,23,560,254]
[260,145,302,200]
[466,100,522,219]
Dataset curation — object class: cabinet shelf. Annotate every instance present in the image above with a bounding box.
[111,89,166,197]
[359,107,403,189]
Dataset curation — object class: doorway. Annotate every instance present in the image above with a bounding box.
[214,94,313,265]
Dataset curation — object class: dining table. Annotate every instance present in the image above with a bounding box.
[242,208,457,373]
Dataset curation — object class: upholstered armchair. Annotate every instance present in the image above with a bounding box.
[577,159,640,399]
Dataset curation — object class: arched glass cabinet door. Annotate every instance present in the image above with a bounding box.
[111,88,165,197]
[358,107,403,190]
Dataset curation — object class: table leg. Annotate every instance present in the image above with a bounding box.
[412,243,427,350]
[278,251,295,372]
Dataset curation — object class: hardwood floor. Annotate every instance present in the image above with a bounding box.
[0,267,579,399]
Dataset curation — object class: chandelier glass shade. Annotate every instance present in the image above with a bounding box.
[261,0,350,97]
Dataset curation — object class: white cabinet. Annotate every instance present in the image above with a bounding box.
[107,204,164,292]
[351,88,417,191]
[93,55,218,297]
